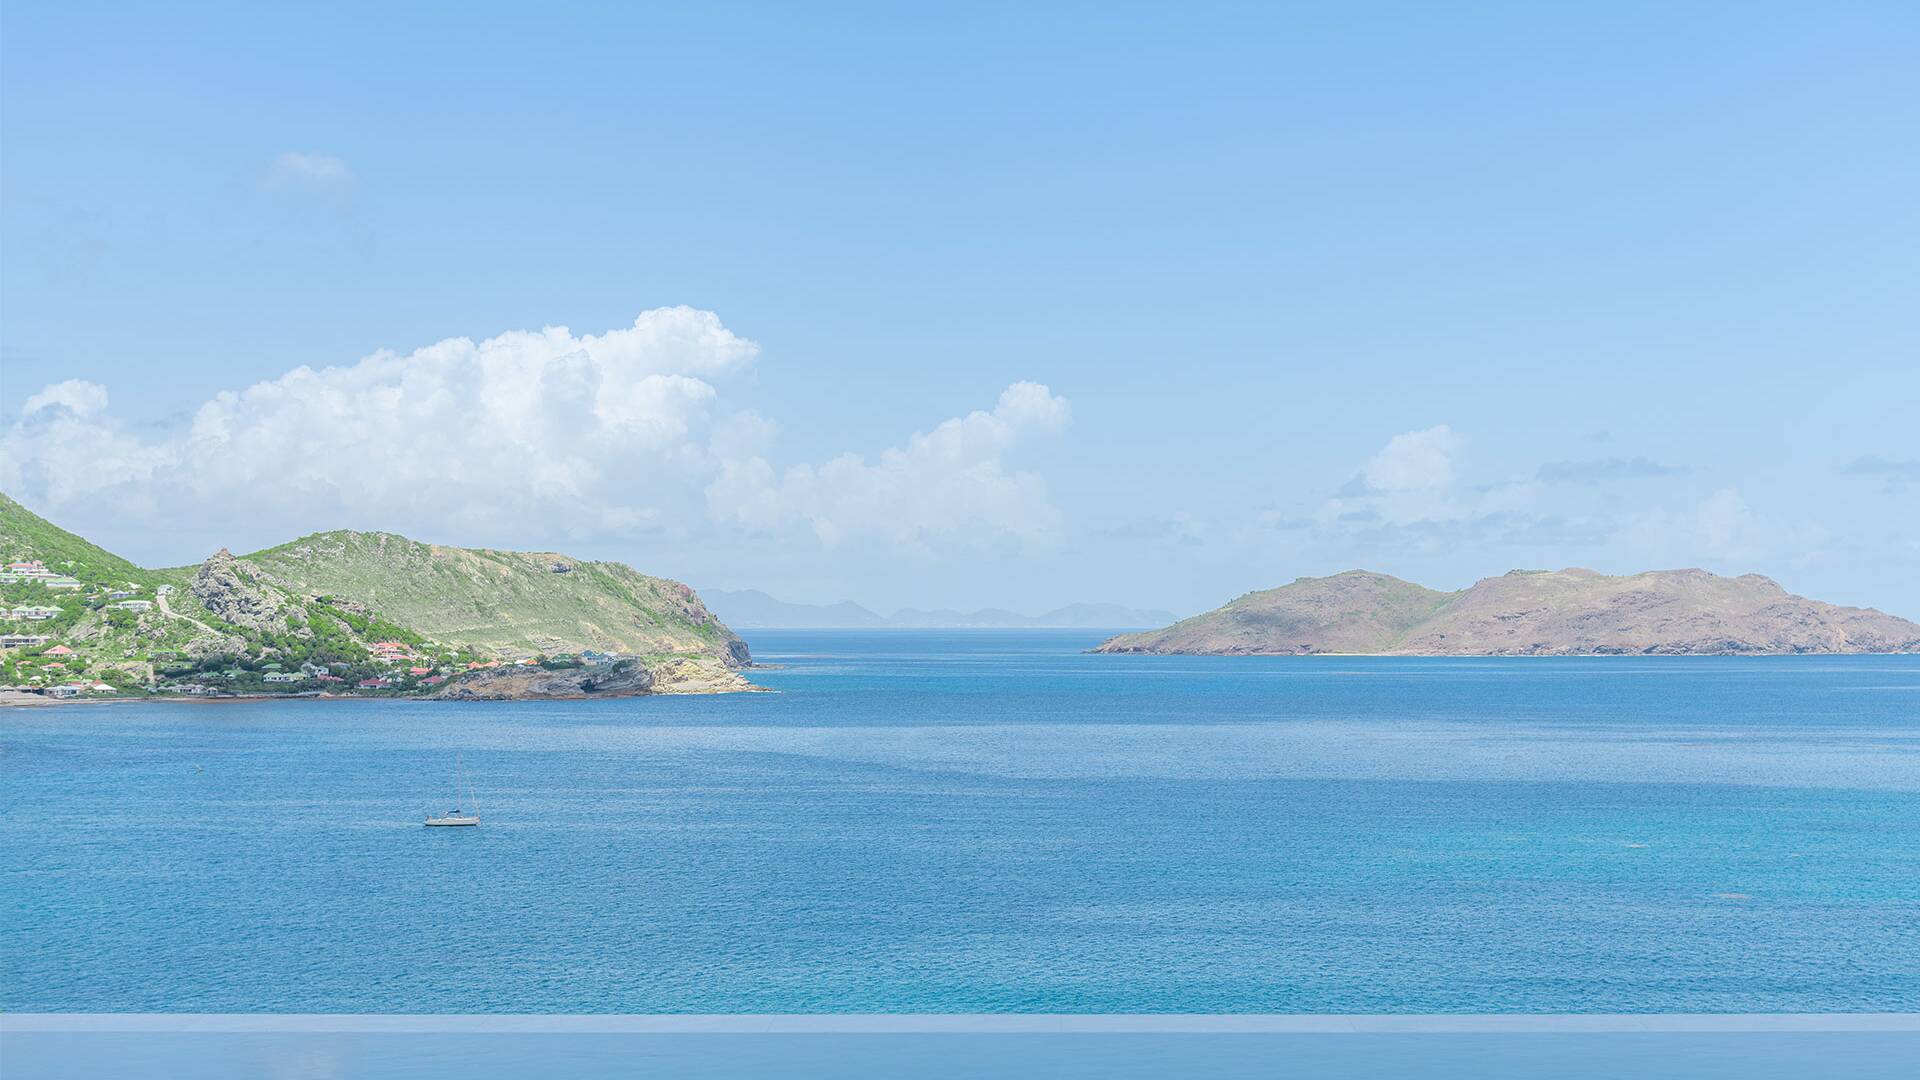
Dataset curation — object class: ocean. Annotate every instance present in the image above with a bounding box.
[3,630,1918,1013]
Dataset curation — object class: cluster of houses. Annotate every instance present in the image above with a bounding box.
[0,642,115,699]
[370,641,416,663]
[1,680,117,699]
[5,605,62,621]
[0,560,83,588]
[1,557,161,675]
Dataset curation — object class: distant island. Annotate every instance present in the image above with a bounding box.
[1093,569,1920,656]
[0,492,750,702]
[701,588,1177,630]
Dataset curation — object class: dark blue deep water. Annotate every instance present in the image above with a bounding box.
[4,632,1918,1013]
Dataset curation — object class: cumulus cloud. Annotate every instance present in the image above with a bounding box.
[266,151,354,193]
[1359,425,1462,492]
[1324,425,1478,527]
[20,379,109,417]
[0,309,1069,552]
[706,381,1071,553]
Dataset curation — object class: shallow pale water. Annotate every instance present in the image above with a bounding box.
[3,631,1918,1013]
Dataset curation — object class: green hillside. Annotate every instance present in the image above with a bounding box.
[2,494,750,700]
[243,530,748,665]
[0,492,159,587]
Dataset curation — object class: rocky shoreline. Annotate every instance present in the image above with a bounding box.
[2,654,764,706]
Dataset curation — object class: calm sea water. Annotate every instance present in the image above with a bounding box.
[3,631,1918,1013]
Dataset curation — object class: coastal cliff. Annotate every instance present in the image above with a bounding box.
[1095,568,1920,656]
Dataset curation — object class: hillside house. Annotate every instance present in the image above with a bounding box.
[44,645,75,657]
[9,606,62,620]
[0,634,51,648]
[109,600,153,612]
[44,577,82,589]
[262,672,304,683]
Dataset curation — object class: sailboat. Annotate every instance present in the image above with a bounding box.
[425,753,481,827]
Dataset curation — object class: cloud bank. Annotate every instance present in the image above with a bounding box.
[708,381,1070,552]
[1,308,1069,553]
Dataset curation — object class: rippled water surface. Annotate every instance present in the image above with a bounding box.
[4,632,1919,1012]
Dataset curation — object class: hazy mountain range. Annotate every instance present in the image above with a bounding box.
[1094,568,1920,656]
[702,589,1177,630]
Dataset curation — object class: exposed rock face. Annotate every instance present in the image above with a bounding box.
[430,658,656,701]
[190,549,297,633]
[1096,569,1920,656]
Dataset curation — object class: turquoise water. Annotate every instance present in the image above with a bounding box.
[3,631,1918,1013]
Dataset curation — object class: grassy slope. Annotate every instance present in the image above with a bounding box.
[242,530,744,663]
[2,494,218,686]
[0,492,160,587]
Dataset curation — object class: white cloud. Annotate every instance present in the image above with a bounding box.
[1360,425,1462,492]
[1322,425,1484,528]
[1,309,1069,555]
[706,381,1071,553]
[20,379,109,417]
[266,151,353,193]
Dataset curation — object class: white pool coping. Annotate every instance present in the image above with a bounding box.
[5,1013,1919,1034]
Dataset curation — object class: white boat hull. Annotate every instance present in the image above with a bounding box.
[424,816,479,827]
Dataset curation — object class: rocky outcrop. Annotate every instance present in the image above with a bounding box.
[645,657,759,695]
[189,549,298,633]
[429,658,657,701]
[1096,568,1920,656]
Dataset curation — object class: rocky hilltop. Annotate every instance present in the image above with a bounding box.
[191,548,296,632]
[1094,569,1920,656]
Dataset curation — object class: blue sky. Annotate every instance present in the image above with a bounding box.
[3,2,1917,617]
